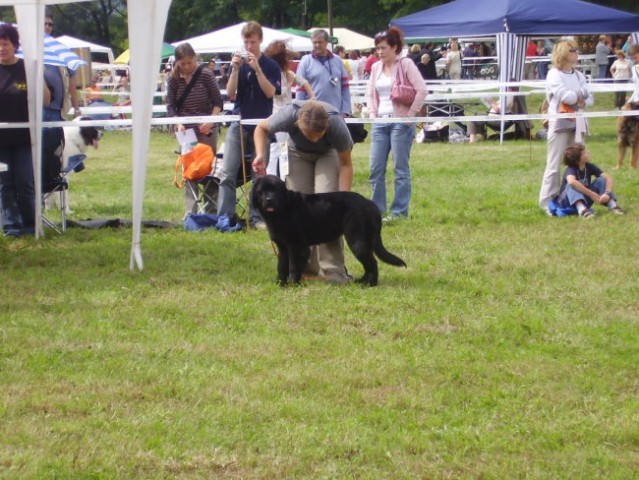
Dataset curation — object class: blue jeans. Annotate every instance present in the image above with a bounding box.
[369,122,415,217]
[217,122,266,225]
[598,64,608,80]
[537,61,548,80]
[0,143,35,236]
[558,176,615,209]
[42,108,64,191]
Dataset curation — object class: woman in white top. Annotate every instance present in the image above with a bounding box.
[445,42,462,80]
[348,50,362,82]
[539,39,593,213]
[610,49,632,109]
[264,40,314,178]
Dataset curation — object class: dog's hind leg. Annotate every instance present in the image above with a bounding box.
[344,232,379,286]
[631,140,639,169]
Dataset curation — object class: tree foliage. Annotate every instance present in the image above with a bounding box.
[2,0,639,55]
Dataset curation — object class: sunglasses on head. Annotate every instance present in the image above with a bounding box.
[375,31,389,40]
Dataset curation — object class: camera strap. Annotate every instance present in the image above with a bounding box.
[318,55,335,79]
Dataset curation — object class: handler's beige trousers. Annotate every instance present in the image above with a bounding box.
[285,143,351,284]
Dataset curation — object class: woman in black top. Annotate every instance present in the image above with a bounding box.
[0,23,51,237]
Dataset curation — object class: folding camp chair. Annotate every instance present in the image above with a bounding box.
[41,154,86,233]
[185,171,219,214]
[176,137,253,222]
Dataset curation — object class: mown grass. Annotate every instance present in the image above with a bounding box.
[1,92,639,479]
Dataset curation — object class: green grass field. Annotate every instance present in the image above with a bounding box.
[2,92,639,479]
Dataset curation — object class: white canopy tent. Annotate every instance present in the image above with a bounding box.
[308,27,374,51]
[172,22,313,54]
[7,0,172,270]
[55,34,115,64]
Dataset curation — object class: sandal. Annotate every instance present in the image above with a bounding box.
[581,210,594,219]
[609,206,625,215]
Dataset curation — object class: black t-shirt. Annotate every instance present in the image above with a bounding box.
[560,162,603,193]
[0,59,30,146]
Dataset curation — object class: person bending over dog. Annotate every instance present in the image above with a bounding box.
[252,100,354,284]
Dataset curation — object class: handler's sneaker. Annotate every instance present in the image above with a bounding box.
[383,214,407,223]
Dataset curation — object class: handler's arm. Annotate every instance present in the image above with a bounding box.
[337,149,353,192]
[252,119,270,174]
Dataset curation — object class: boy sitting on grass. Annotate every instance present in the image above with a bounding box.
[555,143,625,218]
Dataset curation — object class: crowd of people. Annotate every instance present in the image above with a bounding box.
[2,17,637,257]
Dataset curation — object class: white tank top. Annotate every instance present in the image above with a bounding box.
[376,71,394,116]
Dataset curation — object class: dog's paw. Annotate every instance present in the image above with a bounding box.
[355,276,378,287]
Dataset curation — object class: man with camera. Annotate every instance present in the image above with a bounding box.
[216,20,281,228]
[295,30,351,116]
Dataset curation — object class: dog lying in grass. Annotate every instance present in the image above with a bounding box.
[251,175,406,287]
[617,102,639,169]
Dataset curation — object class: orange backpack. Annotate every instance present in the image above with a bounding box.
[173,143,214,188]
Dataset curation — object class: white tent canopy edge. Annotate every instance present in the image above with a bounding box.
[172,22,313,54]
[7,0,172,270]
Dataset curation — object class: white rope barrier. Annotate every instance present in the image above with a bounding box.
[2,109,637,131]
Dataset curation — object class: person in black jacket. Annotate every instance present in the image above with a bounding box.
[418,44,441,80]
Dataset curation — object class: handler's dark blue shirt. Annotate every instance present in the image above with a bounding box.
[233,55,281,120]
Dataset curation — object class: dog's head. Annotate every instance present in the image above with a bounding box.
[75,116,103,149]
[252,175,289,215]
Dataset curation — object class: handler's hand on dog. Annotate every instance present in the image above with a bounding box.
[252,156,266,176]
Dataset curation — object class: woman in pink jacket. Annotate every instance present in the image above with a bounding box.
[366,27,427,221]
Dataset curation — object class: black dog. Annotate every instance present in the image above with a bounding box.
[252,175,407,286]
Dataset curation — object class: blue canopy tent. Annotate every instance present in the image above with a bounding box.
[391,0,639,81]
[391,0,639,142]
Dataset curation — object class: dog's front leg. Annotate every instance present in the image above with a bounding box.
[617,141,627,169]
[276,243,290,286]
[289,245,309,284]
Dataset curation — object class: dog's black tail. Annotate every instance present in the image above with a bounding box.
[373,234,407,267]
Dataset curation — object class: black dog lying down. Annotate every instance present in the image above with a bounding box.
[252,175,406,286]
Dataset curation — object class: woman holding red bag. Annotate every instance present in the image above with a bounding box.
[366,27,427,221]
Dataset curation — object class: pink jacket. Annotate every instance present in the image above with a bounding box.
[366,56,427,118]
